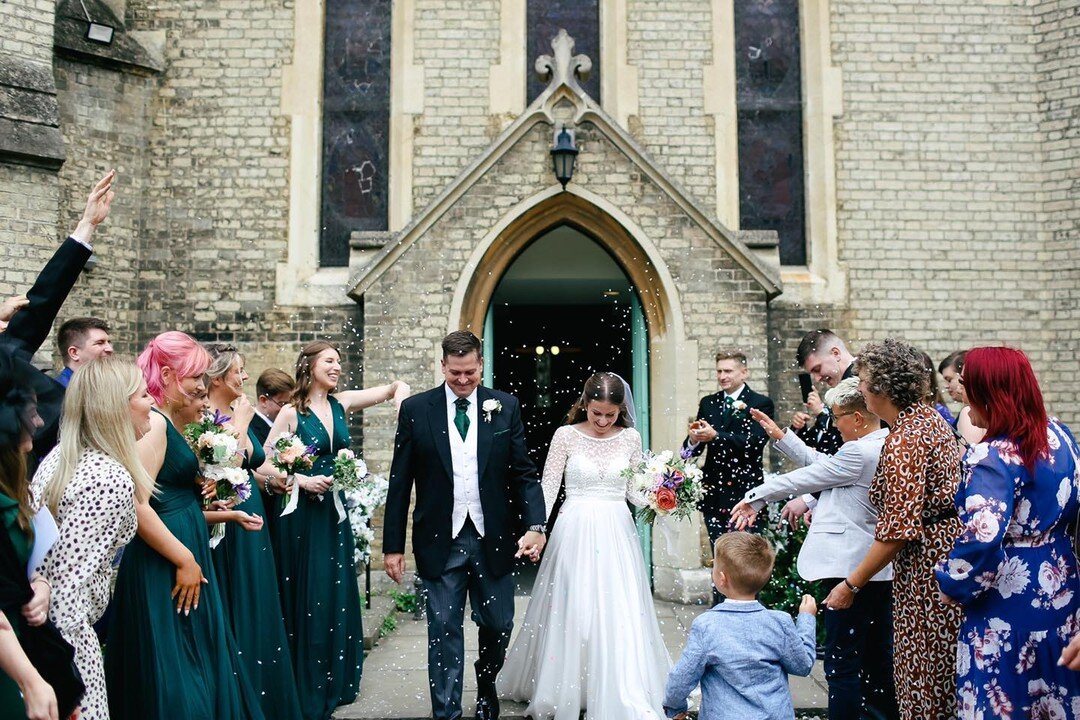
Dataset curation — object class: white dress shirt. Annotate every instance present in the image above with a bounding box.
[725,384,746,402]
[445,384,484,538]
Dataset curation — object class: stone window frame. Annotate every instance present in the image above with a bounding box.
[278,0,421,307]
[707,0,845,305]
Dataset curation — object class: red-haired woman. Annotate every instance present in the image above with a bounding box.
[936,347,1080,718]
[104,332,265,719]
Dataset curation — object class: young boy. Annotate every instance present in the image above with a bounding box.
[663,532,817,720]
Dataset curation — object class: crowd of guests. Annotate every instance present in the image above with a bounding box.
[672,329,1080,720]
[1,171,1079,720]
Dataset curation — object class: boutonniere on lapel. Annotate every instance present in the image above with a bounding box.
[482,398,502,423]
[731,400,747,413]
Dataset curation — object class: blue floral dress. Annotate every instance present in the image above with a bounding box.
[936,419,1080,719]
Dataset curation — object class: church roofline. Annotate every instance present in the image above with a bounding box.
[346,30,782,302]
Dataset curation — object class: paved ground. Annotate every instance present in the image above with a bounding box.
[339,590,828,719]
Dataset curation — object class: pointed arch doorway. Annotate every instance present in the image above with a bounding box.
[457,193,675,580]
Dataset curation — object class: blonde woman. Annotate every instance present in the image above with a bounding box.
[30,357,156,720]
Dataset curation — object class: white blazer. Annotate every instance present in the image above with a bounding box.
[744,428,893,583]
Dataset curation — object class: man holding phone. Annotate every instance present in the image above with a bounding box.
[683,351,775,564]
[791,329,857,455]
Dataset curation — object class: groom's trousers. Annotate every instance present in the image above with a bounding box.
[423,518,515,720]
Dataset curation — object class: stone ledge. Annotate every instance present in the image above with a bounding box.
[0,117,65,170]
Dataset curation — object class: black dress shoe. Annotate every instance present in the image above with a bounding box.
[475,695,499,720]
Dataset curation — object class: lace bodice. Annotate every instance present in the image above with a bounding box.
[541,425,643,517]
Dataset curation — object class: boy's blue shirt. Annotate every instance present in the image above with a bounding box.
[663,600,816,720]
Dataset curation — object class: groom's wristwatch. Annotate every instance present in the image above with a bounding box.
[527,524,546,534]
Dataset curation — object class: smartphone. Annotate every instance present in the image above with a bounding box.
[798,373,814,404]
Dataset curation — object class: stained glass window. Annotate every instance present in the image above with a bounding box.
[320,0,392,267]
[734,0,806,266]
[527,0,600,103]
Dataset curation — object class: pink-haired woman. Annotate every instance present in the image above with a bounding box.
[103,331,265,720]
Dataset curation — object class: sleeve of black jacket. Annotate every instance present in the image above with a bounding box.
[5,238,92,356]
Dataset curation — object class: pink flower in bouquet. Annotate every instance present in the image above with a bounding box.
[656,487,678,512]
[278,445,301,465]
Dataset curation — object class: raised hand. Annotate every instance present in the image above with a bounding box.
[0,295,28,324]
[790,411,812,430]
[687,419,717,444]
[71,170,116,246]
[749,407,784,440]
[229,394,255,433]
[805,390,825,416]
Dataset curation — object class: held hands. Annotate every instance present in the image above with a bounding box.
[515,531,546,562]
[391,381,411,410]
[172,555,208,616]
[728,501,759,531]
[384,553,406,584]
[799,594,818,616]
[23,577,50,626]
[687,419,717,444]
[748,408,784,440]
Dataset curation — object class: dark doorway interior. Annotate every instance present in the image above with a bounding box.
[491,301,633,471]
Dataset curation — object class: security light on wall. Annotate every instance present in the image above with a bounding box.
[86,22,115,44]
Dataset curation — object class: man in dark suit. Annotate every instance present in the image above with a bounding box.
[251,368,295,447]
[684,350,775,553]
[384,330,547,720]
[789,329,857,457]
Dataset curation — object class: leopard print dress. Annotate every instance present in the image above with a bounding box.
[869,403,963,720]
[31,448,138,720]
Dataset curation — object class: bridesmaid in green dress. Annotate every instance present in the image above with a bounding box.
[204,343,302,720]
[265,340,408,720]
[105,331,266,720]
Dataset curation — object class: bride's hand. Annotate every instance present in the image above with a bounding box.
[728,501,757,530]
[515,531,545,562]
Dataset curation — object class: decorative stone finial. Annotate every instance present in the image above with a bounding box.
[535,29,592,93]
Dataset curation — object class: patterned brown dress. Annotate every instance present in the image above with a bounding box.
[869,402,963,720]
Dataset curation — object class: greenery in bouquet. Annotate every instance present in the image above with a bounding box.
[621,447,705,524]
[183,409,242,468]
[270,432,317,475]
[332,448,369,493]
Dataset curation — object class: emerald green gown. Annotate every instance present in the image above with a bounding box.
[0,493,32,719]
[104,410,265,720]
[212,427,302,720]
[272,397,363,720]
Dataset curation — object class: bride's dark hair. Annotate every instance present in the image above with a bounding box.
[566,372,633,428]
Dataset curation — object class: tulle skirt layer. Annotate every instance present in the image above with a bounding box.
[497,497,670,720]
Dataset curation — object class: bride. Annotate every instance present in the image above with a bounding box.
[497,372,670,719]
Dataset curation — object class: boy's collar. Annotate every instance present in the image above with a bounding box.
[709,599,764,613]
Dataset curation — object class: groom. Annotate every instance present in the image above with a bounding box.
[384,330,547,720]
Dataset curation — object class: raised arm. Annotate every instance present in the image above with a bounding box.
[335,380,410,414]
[743,440,868,509]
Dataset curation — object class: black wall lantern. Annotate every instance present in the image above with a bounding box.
[550,127,578,189]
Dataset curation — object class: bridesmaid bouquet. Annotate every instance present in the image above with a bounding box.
[183,409,242,467]
[331,448,368,493]
[183,410,248,546]
[271,433,317,514]
[621,448,705,524]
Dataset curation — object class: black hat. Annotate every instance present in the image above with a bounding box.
[0,339,64,451]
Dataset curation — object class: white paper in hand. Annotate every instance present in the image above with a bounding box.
[28,506,59,578]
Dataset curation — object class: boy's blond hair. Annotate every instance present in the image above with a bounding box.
[714,532,776,596]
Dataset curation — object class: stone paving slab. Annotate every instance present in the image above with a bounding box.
[336,597,828,719]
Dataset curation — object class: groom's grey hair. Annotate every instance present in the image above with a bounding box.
[823,377,865,412]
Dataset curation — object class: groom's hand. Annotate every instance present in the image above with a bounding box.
[384,553,405,583]
[515,531,546,562]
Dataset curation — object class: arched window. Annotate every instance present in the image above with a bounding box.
[527,0,600,102]
[319,0,392,267]
[735,0,806,266]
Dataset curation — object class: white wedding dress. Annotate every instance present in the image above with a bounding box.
[497,425,670,719]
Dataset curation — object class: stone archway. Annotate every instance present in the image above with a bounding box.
[451,189,713,603]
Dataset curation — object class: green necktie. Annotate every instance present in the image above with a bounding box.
[454,398,470,440]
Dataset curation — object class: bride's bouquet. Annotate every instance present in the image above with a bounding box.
[621,447,705,524]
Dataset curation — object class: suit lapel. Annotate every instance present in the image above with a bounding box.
[428,386,454,480]
[476,386,494,481]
